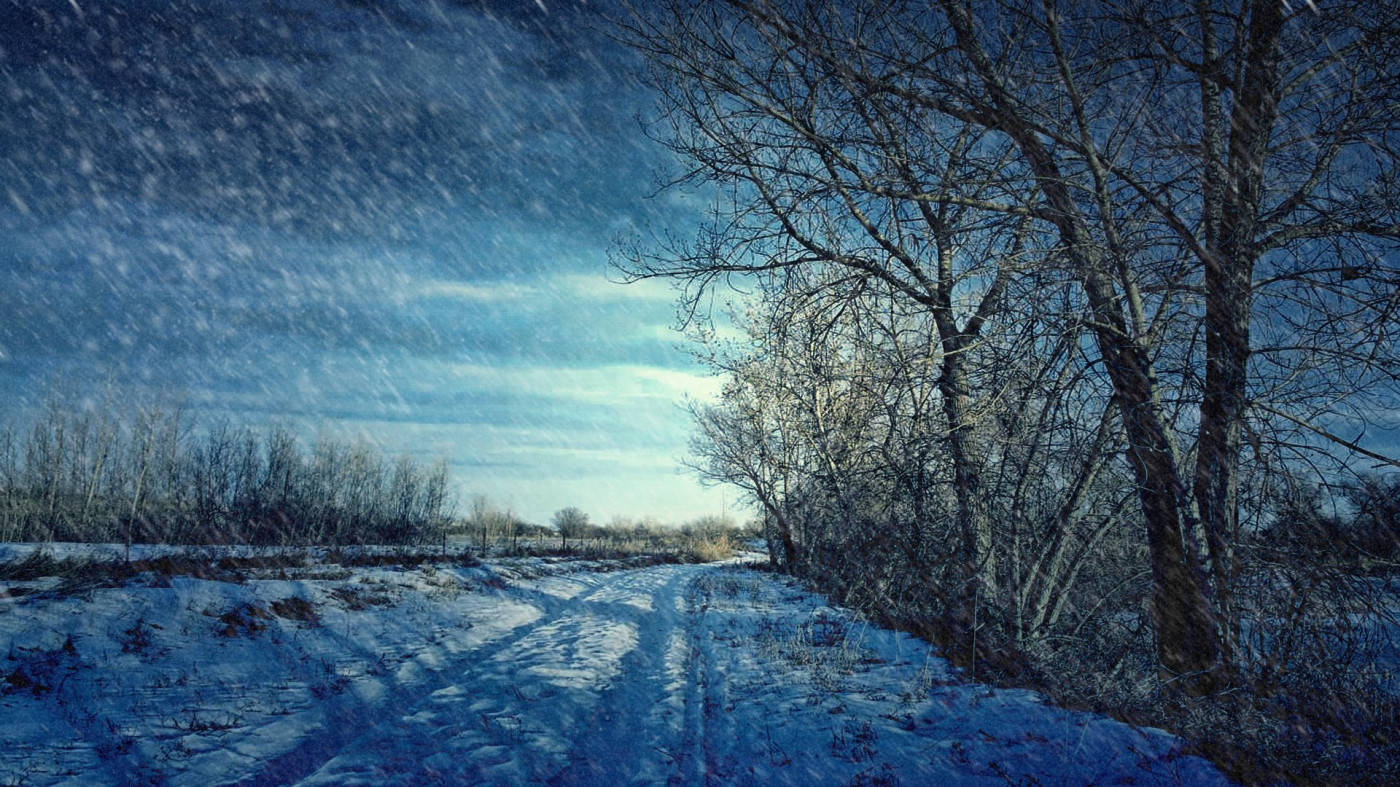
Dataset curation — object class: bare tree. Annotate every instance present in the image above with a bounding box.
[552,506,590,552]
[0,424,18,541]
[126,403,162,559]
[470,493,494,554]
[78,403,117,529]
[618,0,1400,692]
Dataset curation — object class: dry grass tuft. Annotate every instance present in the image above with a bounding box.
[687,534,736,563]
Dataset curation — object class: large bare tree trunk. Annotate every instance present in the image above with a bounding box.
[939,0,1227,691]
[938,336,995,602]
[1097,310,1224,689]
[1193,0,1285,660]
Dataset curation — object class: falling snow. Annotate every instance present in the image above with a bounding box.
[0,0,722,524]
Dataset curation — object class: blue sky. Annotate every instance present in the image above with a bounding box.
[0,0,734,525]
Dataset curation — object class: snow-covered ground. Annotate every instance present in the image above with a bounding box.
[0,550,1227,785]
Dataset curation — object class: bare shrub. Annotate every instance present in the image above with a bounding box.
[0,392,456,547]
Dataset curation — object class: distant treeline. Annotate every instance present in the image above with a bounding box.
[447,496,755,562]
[0,398,452,546]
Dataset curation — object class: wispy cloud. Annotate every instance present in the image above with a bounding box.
[409,273,677,305]
[630,366,725,400]
[557,274,678,302]
[412,279,542,302]
[445,362,722,406]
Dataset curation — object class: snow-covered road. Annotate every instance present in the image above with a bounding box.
[1,556,1227,785]
[273,564,700,785]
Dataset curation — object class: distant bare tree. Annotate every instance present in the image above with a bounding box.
[0,424,18,541]
[551,506,590,552]
[469,494,493,554]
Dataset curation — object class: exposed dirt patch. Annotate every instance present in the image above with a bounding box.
[216,604,274,637]
[269,596,319,625]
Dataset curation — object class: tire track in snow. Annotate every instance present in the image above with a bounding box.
[262,563,708,785]
[696,581,738,784]
[240,574,613,785]
[674,573,722,786]
[236,586,546,787]
[544,564,705,785]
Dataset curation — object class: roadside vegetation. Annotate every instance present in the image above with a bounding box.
[458,496,749,564]
[0,396,453,549]
[615,1,1400,782]
[0,393,748,565]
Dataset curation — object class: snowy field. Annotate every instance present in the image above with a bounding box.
[0,548,1227,785]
